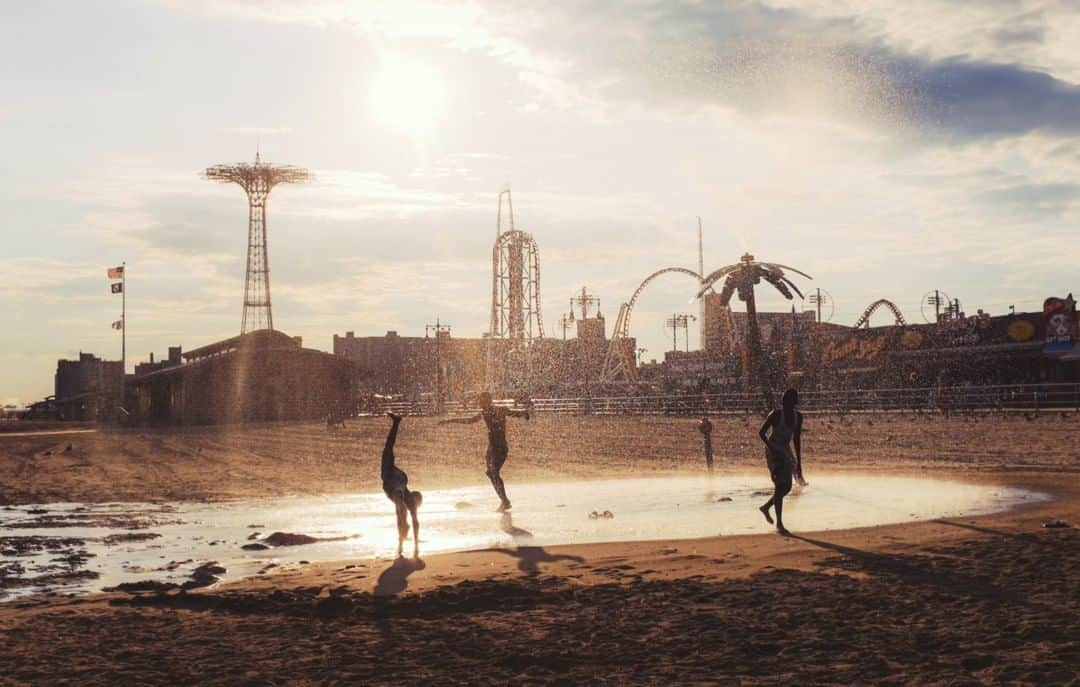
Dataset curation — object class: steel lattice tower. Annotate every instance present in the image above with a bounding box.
[485,189,545,390]
[204,152,310,334]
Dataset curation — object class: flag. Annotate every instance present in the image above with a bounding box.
[111,282,123,294]
[111,320,123,330]
[107,266,124,279]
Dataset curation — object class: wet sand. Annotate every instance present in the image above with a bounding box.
[1,412,1078,504]
[0,415,1077,685]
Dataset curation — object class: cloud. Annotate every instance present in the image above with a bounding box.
[0,257,104,302]
[977,180,1080,219]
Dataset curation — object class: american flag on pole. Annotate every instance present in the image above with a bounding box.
[107,266,124,279]
[111,282,123,294]
[111,320,123,330]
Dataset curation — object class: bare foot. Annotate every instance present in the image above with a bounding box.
[759,504,774,525]
[497,501,512,513]
[777,525,791,536]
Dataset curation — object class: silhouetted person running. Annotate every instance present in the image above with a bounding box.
[758,388,804,535]
[381,413,422,558]
[699,415,715,473]
[439,392,529,511]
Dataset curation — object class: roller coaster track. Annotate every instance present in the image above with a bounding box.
[620,267,704,337]
[854,299,907,328]
[601,267,708,383]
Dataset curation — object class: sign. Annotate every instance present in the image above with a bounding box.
[823,335,888,363]
[1007,319,1036,342]
[900,330,924,349]
[1044,294,1077,354]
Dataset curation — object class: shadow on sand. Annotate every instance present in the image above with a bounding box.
[373,556,426,597]
[788,533,1012,601]
[489,546,585,576]
[932,518,1037,541]
[499,512,534,540]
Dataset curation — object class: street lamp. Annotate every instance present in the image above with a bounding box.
[666,313,696,352]
[425,318,451,413]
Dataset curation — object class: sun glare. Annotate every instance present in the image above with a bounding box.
[369,56,446,139]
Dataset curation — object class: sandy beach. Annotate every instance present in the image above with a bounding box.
[0,414,1077,685]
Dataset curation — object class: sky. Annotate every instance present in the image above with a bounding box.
[2,0,1080,405]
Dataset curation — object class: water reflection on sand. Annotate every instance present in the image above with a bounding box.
[0,473,1045,600]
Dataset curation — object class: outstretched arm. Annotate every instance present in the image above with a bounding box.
[793,412,805,479]
[758,410,777,446]
[438,413,483,426]
[409,503,420,558]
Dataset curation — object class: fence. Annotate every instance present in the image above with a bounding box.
[367,382,1080,417]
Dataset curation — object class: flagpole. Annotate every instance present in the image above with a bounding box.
[121,261,126,413]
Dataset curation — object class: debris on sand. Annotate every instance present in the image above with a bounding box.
[102,532,161,546]
[262,532,352,547]
[0,536,87,556]
[183,562,226,590]
[263,532,320,546]
[241,543,269,551]
[716,496,733,502]
[104,580,180,594]
[1042,519,1070,529]
[588,510,614,520]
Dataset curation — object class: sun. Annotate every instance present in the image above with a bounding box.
[369,56,446,140]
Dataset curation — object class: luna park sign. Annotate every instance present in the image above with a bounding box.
[822,335,888,363]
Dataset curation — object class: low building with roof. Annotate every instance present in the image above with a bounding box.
[126,330,358,426]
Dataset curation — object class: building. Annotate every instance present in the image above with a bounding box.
[333,330,486,398]
[134,346,183,376]
[810,299,1080,390]
[127,330,358,425]
[53,352,123,421]
[334,311,627,398]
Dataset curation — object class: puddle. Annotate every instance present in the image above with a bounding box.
[0,473,1046,600]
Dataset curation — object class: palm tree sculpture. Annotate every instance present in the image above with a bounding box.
[696,253,811,406]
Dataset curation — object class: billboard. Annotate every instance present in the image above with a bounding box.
[1043,294,1077,354]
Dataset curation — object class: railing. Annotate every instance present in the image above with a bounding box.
[366,382,1080,416]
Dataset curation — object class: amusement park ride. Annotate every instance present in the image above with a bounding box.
[485,189,545,389]
[204,152,310,334]
[476,196,970,395]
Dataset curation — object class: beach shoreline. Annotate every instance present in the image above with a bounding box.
[1,458,1076,685]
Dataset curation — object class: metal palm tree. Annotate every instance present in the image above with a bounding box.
[696,253,811,406]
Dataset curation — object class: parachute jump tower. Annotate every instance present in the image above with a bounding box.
[204,152,310,334]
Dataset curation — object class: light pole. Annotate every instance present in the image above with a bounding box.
[809,287,823,325]
[558,312,573,340]
[425,318,451,413]
[570,287,599,320]
[666,313,696,352]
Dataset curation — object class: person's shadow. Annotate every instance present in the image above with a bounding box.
[499,512,534,541]
[489,546,584,576]
[373,556,426,597]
